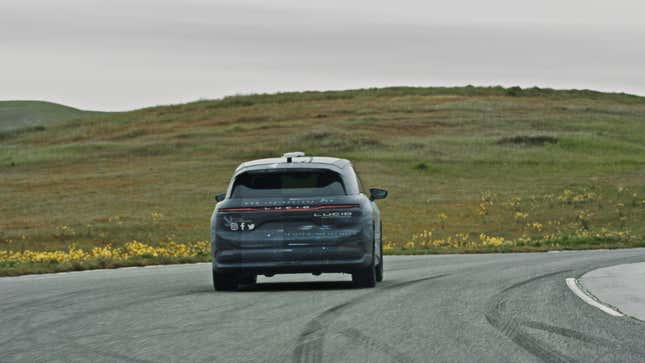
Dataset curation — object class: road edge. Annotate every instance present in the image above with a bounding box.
[565,277,624,317]
[0,262,212,280]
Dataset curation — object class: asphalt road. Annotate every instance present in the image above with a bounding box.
[1,249,645,363]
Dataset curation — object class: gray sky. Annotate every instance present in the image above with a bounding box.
[2,0,644,111]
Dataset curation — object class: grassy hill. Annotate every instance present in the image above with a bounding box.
[1,86,644,259]
[0,100,99,133]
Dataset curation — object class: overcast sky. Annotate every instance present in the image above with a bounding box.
[2,0,644,110]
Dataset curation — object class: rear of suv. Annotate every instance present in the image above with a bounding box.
[210,152,388,291]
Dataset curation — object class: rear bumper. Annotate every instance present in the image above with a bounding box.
[213,245,372,275]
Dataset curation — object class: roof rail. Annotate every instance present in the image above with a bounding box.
[282,151,305,163]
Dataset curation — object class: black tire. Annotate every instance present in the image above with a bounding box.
[352,241,377,288]
[376,239,384,282]
[238,274,257,286]
[213,270,238,291]
[352,263,376,288]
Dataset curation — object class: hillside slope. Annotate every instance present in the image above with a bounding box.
[1,86,644,253]
[0,100,98,132]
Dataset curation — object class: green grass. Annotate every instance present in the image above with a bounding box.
[1,86,644,269]
[0,100,103,133]
[0,255,209,277]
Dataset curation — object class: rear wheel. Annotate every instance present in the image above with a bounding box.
[352,243,376,288]
[375,222,384,282]
[212,270,238,291]
[352,262,376,288]
[238,274,257,286]
[375,244,384,282]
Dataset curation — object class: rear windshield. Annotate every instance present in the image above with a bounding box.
[231,170,346,198]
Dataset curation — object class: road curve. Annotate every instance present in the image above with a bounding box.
[1,249,644,362]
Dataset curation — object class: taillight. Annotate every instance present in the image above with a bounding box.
[218,204,359,213]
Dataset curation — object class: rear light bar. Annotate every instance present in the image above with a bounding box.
[218,204,359,213]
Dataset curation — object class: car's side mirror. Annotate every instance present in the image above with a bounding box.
[215,193,226,202]
[369,188,388,201]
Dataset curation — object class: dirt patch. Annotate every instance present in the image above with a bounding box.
[496,135,559,146]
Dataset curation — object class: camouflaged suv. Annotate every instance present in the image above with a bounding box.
[210,152,388,291]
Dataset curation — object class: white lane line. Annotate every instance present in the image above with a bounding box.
[566,278,624,317]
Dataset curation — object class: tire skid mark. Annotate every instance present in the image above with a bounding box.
[485,307,572,363]
[0,314,34,347]
[0,287,119,347]
[292,274,447,363]
[0,289,207,360]
[65,338,158,363]
[523,319,645,359]
[293,320,325,363]
[0,284,275,361]
[0,306,37,361]
[34,333,158,363]
[338,328,415,363]
[0,287,98,315]
[521,314,645,358]
[521,321,617,348]
[485,270,573,362]
[498,270,572,294]
[485,269,622,363]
